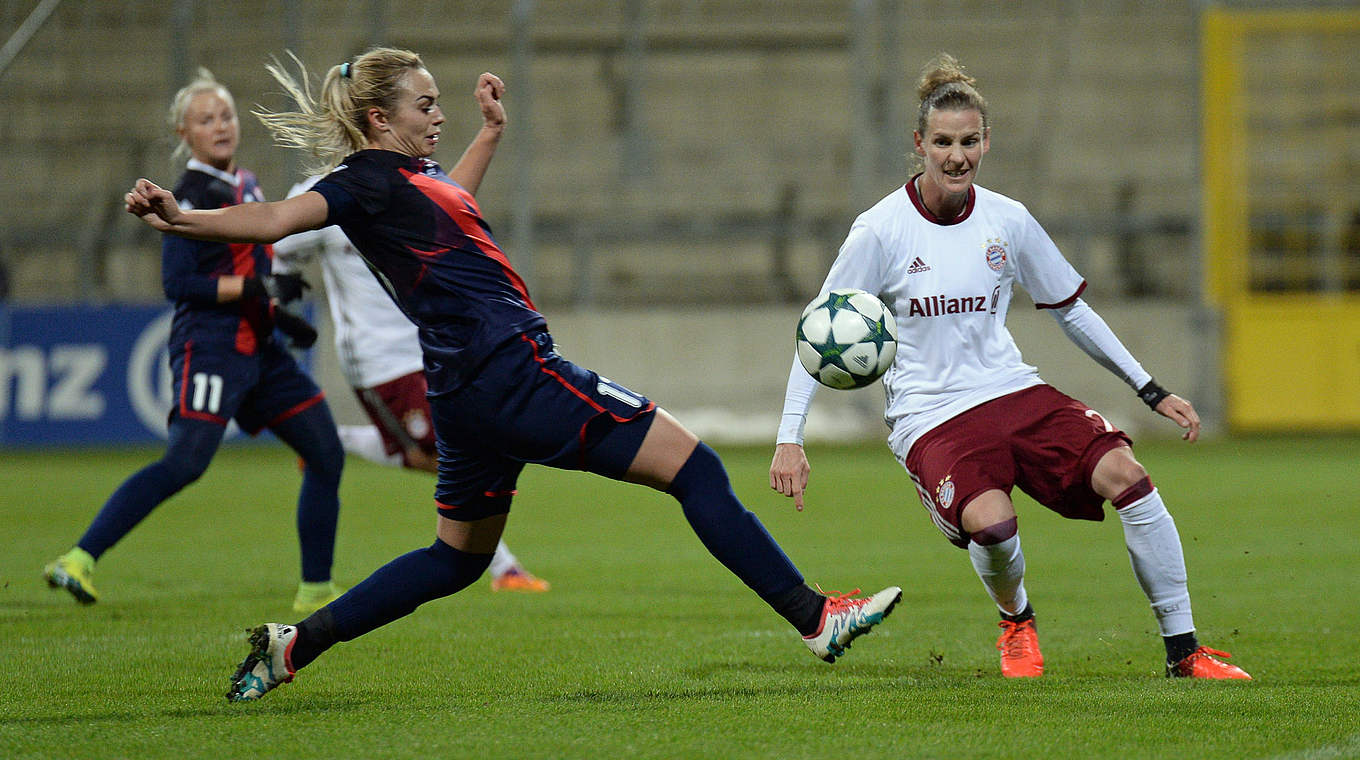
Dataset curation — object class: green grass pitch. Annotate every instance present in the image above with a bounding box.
[2,435,1357,759]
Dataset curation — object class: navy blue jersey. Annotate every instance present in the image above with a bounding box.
[312,150,546,394]
[164,161,275,354]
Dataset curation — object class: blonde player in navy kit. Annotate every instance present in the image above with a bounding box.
[125,48,901,701]
[771,53,1249,680]
[273,174,550,592]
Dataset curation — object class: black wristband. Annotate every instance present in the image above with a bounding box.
[270,273,309,304]
[1137,379,1170,410]
[274,308,318,349]
[241,276,267,301]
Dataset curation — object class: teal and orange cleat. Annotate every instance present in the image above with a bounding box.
[228,623,298,701]
[803,586,902,663]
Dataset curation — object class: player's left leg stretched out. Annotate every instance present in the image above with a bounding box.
[1092,446,1248,678]
[625,410,900,661]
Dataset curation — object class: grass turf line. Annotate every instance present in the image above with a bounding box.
[1,435,1357,758]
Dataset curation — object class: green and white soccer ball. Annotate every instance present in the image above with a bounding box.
[796,288,898,389]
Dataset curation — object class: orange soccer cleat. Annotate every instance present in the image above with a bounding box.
[1167,646,1251,679]
[490,567,551,593]
[996,618,1044,678]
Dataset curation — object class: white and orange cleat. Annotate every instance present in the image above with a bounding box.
[490,567,551,592]
[996,618,1044,678]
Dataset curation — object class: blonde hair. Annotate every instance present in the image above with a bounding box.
[168,67,236,165]
[915,53,989,136]
[254,47,426,174]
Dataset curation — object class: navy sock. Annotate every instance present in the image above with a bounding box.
[325,538,492,645]
[273,404,344,582]
[78,421,220,558]
[770,583,826,637]
[667,442,805,605]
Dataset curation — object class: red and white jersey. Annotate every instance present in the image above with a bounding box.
[273,176,424,389]
[780,178,1090,456]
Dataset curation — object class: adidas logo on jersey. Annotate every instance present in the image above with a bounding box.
[907,257,932,274]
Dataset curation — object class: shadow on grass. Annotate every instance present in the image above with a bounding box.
[0,699,370,727]
[546,662,960,706]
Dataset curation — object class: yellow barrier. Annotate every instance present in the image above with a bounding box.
[1202,7,1360,431]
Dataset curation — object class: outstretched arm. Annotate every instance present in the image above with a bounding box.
[125,179,329,243]
[1050,299,1199,441]
[447,72,507,196]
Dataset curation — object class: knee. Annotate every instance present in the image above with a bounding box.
[159,452,211,487]
[302,453,344,486]
[666,441,729,501]
[959,489,1016,536]
[1093,448,1149,500]
[301,435,346,484]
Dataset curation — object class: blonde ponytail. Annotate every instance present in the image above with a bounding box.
[253,47,425,174]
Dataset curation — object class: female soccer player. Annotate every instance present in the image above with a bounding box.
[123,48,900,701]
[770,53,1249,680]
[46,69,346,614]
[272,174,549,592]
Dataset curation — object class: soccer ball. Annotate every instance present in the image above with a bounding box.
[796,288,898,389]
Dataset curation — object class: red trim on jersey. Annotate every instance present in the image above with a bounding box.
[226,173,263,355]
[263,391,326,429]
[905,172,975,226]
[434,491,517,513]
[1033,280,1087,310]
[519,332,655,472]
[400,169,537,311]
[228,241,261,354]
[178,341,229,425]
[519,333,656,423]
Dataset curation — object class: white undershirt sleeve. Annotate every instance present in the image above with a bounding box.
[777,356,819,445]
[775,215,887,447]
[1049,298,1152,391]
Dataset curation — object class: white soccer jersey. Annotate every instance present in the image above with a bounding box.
[780,179,1143,457]
[273,176,424,389]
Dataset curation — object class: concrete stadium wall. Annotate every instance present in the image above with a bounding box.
[309,300,1207,446]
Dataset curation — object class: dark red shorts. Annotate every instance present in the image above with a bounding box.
[902,384,1131,548]
[353,370,436,465]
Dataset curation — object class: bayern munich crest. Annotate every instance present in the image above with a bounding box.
[937,475,955,509]
[985,238,1008,272]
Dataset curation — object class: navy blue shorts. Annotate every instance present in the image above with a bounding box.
[431,330,656,520]
[169,338,325,435]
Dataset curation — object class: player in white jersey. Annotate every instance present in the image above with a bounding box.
[273,176,549,592]
[771,54,1248,680]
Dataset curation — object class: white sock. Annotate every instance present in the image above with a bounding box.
[487,540,519,578]
[1117,488,1194,636]
[968,534,1029,616]
[337,424,402,467]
